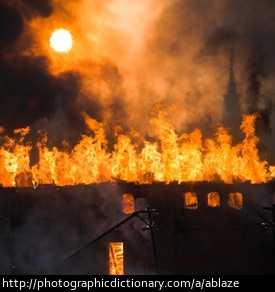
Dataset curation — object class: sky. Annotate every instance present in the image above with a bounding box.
[1,0,275,160]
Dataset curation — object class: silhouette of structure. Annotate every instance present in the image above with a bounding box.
[0,181,274,275]
[222,50,243,143]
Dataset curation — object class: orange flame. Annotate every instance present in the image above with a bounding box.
[0,106,274,187]
[109,242,124,275]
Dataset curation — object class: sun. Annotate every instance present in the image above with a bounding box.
[49,28,73,53]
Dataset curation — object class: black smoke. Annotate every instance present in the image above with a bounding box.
[142,0,275,160]
[0,0,104,148]
[205,0,275,132]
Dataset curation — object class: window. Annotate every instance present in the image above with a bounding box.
[183,192,198,209]
[122,193,135,214]
[109,242,124,275]
[228,192,243,210]
[207,192,220,207]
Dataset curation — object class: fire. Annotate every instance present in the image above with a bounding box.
[207,192,220,208]
[122,193,135,214]
[109,242,124,275]
[0,105,275,187]
[228,192,243,210]
[49,28,73,53]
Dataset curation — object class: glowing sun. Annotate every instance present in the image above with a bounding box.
[49,28,73,53]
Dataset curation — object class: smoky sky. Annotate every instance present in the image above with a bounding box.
[205,0,275,129]
[0,0,104,146]
[0,2,67,140]
[144,0,275,130]
[0,0,275,158]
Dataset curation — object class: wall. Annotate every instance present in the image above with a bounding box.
[0,181,274,275]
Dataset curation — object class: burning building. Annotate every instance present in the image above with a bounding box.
[0,104,275,275]
[0,180,274,275]
[1,0,275,275]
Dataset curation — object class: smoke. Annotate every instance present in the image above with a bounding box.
[1,0,275,158]
[209,0,275,135]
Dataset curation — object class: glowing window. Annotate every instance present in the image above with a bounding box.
[109,242,124,275]
[228,192,243,210]
[207,192,220,207]
[122,193,135,214]
[183,192,198,209]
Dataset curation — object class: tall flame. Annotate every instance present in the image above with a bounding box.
[0,105,274,187]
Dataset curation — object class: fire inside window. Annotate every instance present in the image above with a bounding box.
[122,193,135,214]
[228,192,243,210]
[207,192,220,207]
[183,192,198,209]
[109,242,124,275]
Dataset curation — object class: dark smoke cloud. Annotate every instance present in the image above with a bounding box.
[137,0,275,159]
[0,2,58,126]
[0,4,23,44]
[210,0,275,157]
[0,0,103,147]
[216,0,275,129]
[23,0,54,19]
[0,0,133,151]
[145,0,275,121]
